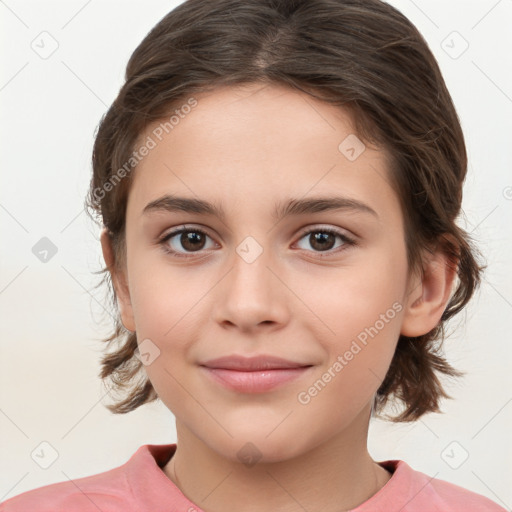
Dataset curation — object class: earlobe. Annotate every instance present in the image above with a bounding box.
[99,227,136,333]
[400,244,458,338]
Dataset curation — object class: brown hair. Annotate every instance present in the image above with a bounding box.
[85,0,484,421]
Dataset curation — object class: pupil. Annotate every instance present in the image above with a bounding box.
[182,232,204,251]
[311,232,335,251]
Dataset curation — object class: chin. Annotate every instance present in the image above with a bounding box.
[207,430,310,466]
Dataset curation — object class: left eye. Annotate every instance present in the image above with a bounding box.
[295,228,356,254]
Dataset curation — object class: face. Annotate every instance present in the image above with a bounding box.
[110,83,417,463]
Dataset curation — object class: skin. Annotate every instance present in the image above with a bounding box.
[101,83,457,512]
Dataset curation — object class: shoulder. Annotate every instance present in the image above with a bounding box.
[364,459,508,512]
[0,444,177,512]
[427,473,507,512]
[0,459,131,512]
[0,469,128,512]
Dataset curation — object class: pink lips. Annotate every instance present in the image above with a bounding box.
[200,355,313,393]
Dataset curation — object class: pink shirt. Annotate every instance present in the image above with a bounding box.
[1,444,506,511]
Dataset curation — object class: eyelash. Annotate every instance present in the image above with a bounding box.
[158,225,357,259]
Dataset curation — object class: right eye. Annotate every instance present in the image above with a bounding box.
[159,226,218,258]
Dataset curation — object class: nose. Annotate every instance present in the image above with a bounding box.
[212,239,289,332]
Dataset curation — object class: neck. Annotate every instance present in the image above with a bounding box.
[163,406,391,512]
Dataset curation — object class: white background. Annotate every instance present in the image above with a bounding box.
[1,0,511,508]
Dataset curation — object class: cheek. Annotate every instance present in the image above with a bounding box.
[295,289,404,432]
[125,265,205,408]
[294,251,406,393]
[294,249,407,343]
[127,250,206,338]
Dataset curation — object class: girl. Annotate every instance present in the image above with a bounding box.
[2,0,507,510]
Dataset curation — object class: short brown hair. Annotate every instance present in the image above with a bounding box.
[85,0,484,421]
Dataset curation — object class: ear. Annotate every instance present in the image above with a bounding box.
[100,227,136,333]
[400,238,458,337]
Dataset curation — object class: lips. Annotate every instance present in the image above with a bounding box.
[201,354,311,371]
[199,355,313,393]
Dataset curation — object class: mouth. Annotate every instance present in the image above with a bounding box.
[199,354,314,393]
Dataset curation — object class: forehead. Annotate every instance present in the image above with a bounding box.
[127,83,399,225]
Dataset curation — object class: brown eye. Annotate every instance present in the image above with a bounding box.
[160,227,216,257]
[179,231,207,252]
[308,232,337,251]
[295,227,356,254]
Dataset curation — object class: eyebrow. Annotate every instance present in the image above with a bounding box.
[142,195,379,221]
